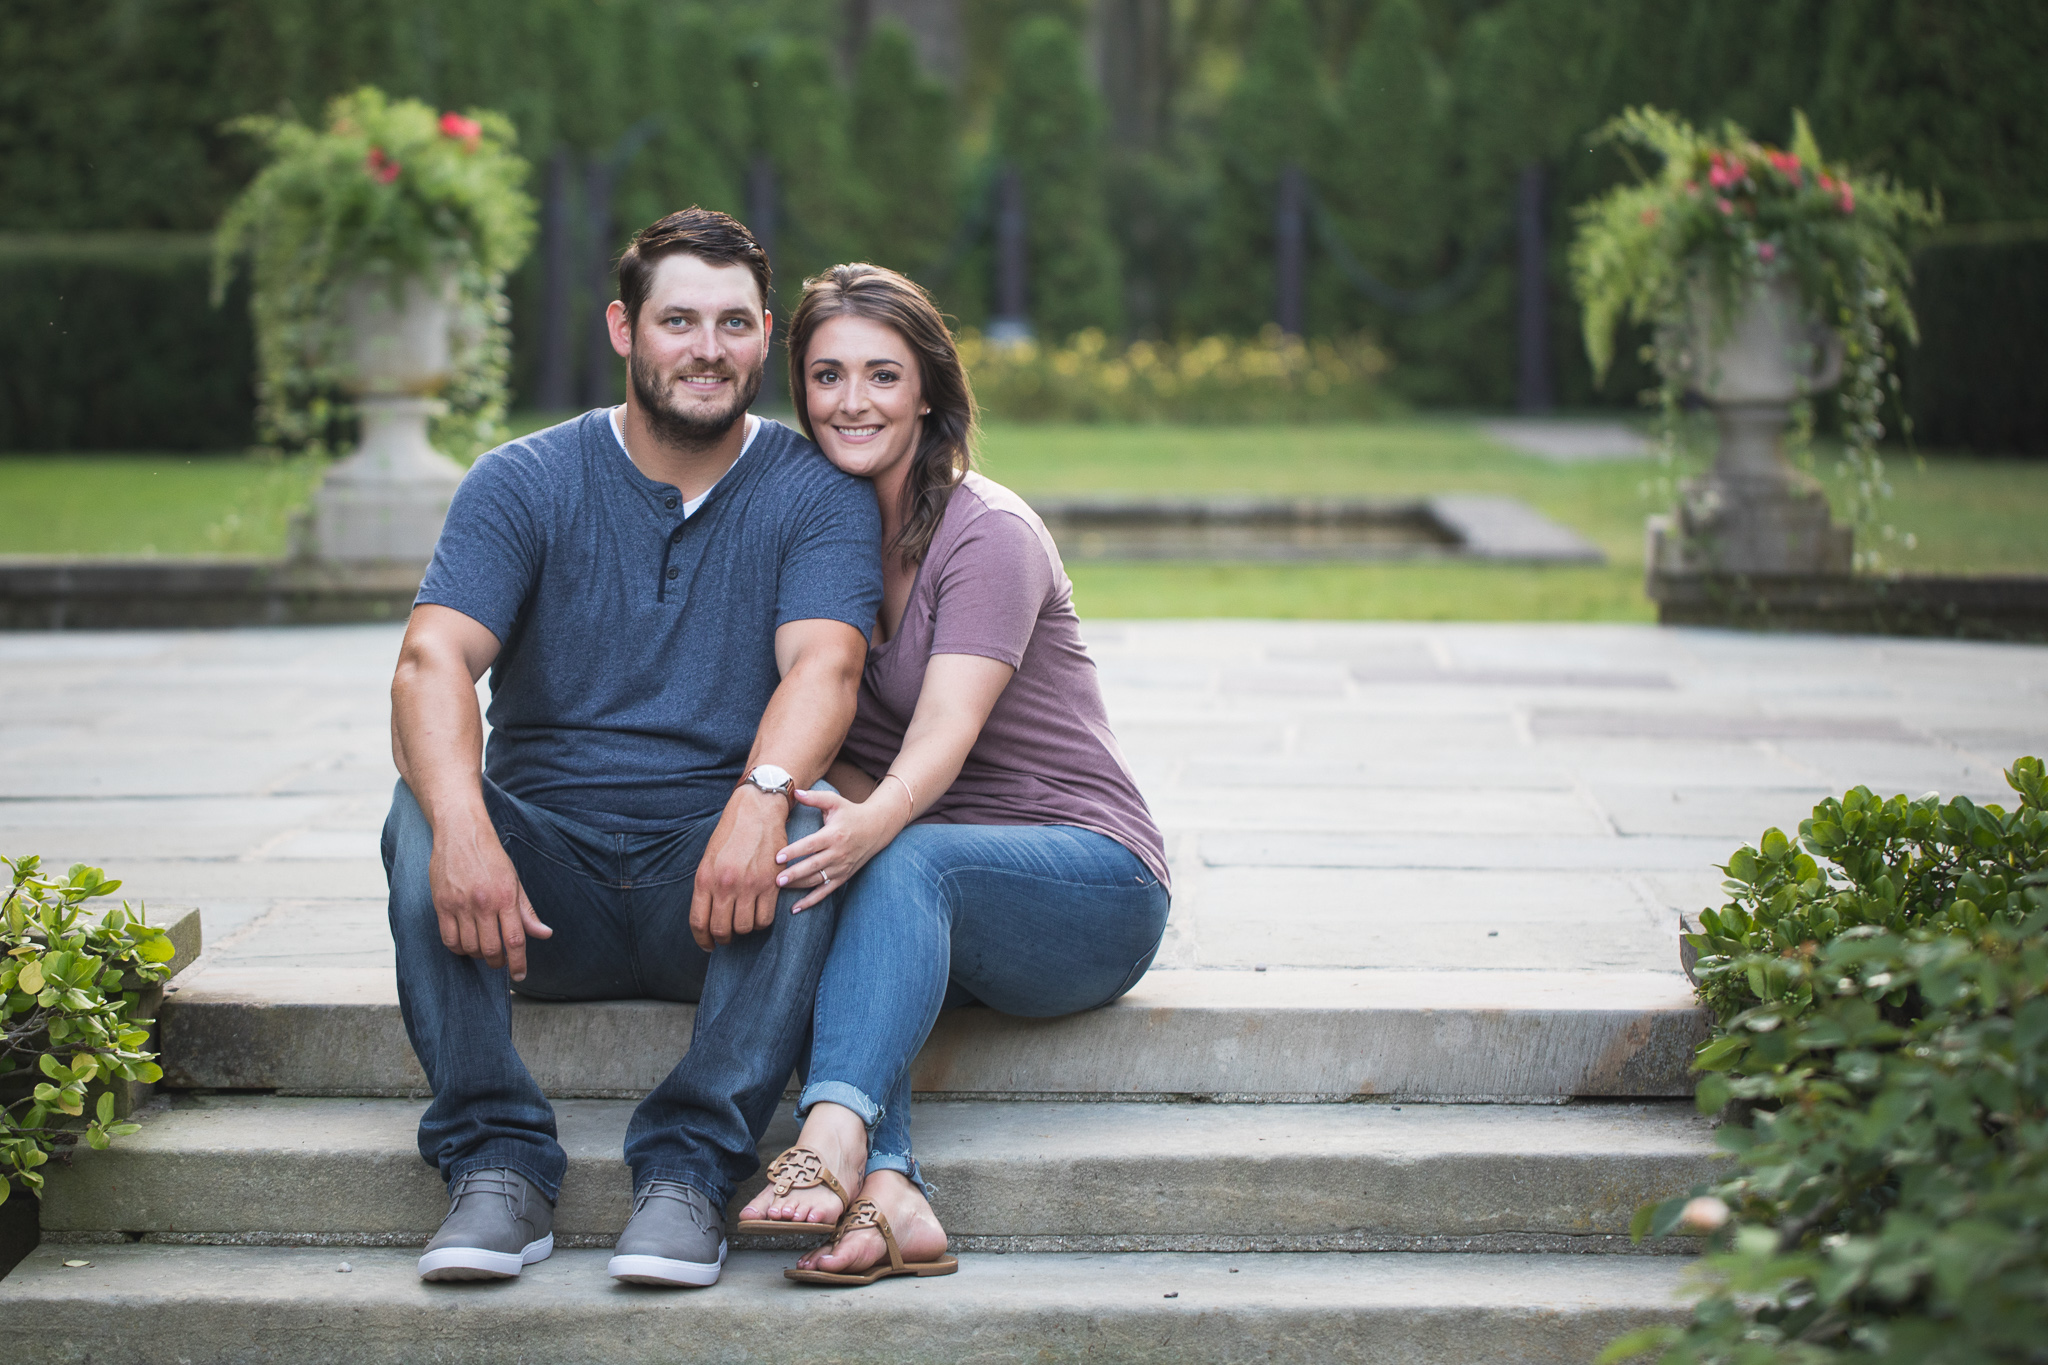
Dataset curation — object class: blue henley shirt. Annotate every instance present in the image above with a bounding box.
[416,409,883,832]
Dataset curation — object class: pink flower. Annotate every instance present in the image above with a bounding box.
[1837,182,1856,214]
[1707,153,1744,190]
[439,112,483,150]
[366,147,401,184]
[1758,241,1777,262]
[1767,150,1801,179]
[1717,198,1735,216]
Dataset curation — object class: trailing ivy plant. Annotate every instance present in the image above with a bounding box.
[2,856,174,1204]
[1603,757,2048,1364]
[1570,108,1939,569]
[212,87,535,461]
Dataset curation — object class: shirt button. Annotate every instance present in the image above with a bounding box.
[666,566,680,580]
[665,496,677,509]
[671,528,683,544]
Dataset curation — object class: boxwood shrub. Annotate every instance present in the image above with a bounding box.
[1607,756,2048,1364]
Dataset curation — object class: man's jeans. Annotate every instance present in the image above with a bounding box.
[798,823,1169,1189]
[383,777,833,1208]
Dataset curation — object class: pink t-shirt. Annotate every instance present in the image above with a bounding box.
[839,473,1169,886]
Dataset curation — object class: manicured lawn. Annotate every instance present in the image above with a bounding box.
[975,421,2048,619]
[0,453,323,557]
[4,421,2043,622]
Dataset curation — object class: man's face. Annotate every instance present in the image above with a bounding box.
[610,253,770,447]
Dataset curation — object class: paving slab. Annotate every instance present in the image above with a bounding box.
[5,622,2045,1041]
[0,1243,1698,1365]
[40,1094,1721,1249]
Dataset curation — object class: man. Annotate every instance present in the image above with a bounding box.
[382,208,880,1288]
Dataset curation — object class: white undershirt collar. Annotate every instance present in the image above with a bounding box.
[610,406,760,518]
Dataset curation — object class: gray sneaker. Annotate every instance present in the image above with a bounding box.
[608,1179,727,1287]
[417,1168,555,1282]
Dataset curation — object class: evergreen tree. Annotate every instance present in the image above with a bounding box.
[1184,0,1331,336]
[993,14,1123,340]
[1329,0,1453,280]
[850,19,958,283]
[747,35,864,297]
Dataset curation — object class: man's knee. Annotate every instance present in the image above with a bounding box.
[385,780,441,946]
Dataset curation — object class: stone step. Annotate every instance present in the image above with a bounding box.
[0,1243,1697,1365]
[160,966,1708,1101]
[39,1095,1718,1252]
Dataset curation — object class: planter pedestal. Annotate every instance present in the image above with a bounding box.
[303,273,467,565]
[1647,402,1852,576]
[1648,277,1852,578]
[306,396,464,562]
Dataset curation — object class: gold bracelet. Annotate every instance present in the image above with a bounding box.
[883,771,917,814]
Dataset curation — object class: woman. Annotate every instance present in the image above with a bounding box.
[734,264,1171,1285]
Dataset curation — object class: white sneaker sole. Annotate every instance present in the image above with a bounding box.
[419,1233,554,1282]
[608,1240,727,1288]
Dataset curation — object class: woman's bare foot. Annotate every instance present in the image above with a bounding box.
[738,1103,867,1228]
[793,1169,948,1275]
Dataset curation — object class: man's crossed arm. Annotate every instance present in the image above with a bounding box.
[390,604,867,979]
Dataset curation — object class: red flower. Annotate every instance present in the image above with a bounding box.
[1819,173,1837,192]
[1837,182,1855,214]
[1766,150,1801,180]
[366,147,401,184]
[439,112,483,150]
[1707,153,1744,190]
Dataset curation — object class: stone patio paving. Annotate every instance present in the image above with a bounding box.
[2,621,2045,991]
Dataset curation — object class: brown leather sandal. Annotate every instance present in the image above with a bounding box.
[784,1197,959,1286]
[735,1146,853,1236]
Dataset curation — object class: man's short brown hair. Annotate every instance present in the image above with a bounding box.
[617,208,772,327]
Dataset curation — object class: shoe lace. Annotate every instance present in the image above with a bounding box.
[447,1168,525,1217]
[632,1179,718,1234]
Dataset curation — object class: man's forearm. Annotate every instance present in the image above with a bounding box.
[742,652,863,788]
[391,650,490,834]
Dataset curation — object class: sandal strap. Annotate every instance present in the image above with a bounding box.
[836,1198,906,1273]
[763,1147,850,1204]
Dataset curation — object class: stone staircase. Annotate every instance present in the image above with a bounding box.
[1,960,1718,1364]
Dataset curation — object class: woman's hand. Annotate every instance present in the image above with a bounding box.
[774,783,915,910]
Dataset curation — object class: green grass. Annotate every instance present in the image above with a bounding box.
[4,421,2044,622]
[0,453,324,557]
[976,420,2048,619]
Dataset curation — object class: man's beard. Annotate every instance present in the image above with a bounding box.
[629,345,763,450]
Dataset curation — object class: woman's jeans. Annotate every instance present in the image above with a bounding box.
[798,823,1170,1188]
[383,777,834,1209]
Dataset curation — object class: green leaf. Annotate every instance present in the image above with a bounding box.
[95,1091,115,1124]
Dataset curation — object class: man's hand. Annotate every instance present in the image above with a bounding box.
[428,813,553,980]
[690,786,790,951]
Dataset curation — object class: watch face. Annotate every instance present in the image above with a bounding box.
[750,764,793,791]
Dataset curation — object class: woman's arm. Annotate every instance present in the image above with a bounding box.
[776,652,1014,908]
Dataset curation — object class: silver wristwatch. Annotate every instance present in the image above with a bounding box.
[739,763,796,812]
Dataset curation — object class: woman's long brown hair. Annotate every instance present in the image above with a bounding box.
[786,263,977,565]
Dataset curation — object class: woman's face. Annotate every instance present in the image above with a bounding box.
[803,313,926,485]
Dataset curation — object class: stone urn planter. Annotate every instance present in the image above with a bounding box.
[1647,275,1852,577]
[303,271,468,563]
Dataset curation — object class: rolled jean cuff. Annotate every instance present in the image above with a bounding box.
[796,1080,881,1133]
[866,1151,934,1200]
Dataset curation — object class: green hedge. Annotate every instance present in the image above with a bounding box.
[0,237,252,453]
[1903,238,2048,455]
